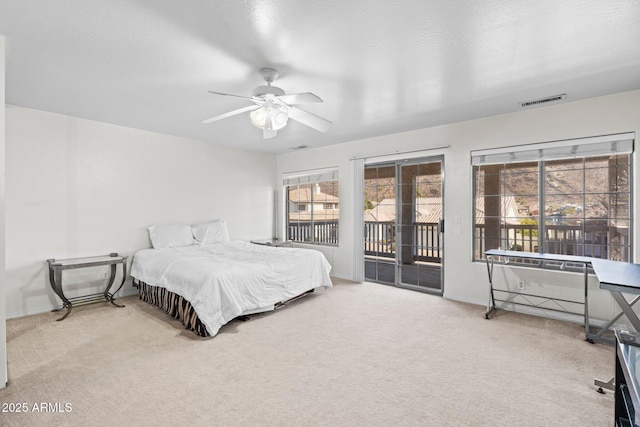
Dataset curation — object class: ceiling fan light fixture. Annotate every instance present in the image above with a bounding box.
[249,107,268,128]
[204,67,331,138]
[270,108,289,130]
[249,104,289,131]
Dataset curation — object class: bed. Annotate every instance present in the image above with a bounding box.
[130,221,332,337]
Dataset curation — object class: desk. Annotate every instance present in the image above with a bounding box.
[47,253,128,321]
[591,259,640,345]
[484,249,594,340]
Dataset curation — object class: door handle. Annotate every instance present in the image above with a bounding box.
[439,219,444,233]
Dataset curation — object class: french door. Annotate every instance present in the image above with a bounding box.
[364,156,444,294]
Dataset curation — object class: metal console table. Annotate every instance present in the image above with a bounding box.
[47,253,128,321]
[484,249,595,341]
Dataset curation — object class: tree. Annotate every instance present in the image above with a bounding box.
[520,217,538,237]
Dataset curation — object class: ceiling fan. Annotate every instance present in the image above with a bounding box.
[202,68,331,139]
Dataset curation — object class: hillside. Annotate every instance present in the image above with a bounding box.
[363,159,629,221]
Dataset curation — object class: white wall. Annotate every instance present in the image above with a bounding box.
[5,106,276,319]
[5,90,640,326]
[1,35,8,389]
[276,89,640,324]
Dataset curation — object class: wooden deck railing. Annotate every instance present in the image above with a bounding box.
[474,223,629,261]
[289,220,629,263]
[363,221,441,262]
[287,221,339,245]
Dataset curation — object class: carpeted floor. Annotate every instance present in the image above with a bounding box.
[0,279,614,426]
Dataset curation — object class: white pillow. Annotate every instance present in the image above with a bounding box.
[192,220,230,245]
[148,224,195,249]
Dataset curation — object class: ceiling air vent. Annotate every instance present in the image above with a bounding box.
[519,93,567,108]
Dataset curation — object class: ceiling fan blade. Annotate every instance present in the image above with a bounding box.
[201,104,260,124]
[208,90,254,100]
[277,92,323,104]
[288,106,331,132]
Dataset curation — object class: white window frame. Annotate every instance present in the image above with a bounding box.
[472,133,634,265]
[283,167,339,246]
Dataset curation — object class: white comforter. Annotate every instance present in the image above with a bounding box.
[131,241,332,336]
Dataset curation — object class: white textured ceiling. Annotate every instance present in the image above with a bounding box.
[1,0,639,153]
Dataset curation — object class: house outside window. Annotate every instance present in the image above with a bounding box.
[472,133,634,265]
[284,168,339,246]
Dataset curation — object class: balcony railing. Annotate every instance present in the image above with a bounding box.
[364,221,441,262]
[289,220,630,263]
[288,221,339,245]
[474,223,629,262]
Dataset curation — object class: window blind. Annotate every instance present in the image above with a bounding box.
[283,167,339,186]
[471,133,634,166]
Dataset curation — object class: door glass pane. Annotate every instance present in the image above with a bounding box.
[398,161,443,291]
[364,165,396,283]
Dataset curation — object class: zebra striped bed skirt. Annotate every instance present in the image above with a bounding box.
[136,280,211,337]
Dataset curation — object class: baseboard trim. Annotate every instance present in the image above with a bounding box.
[6,287,138,320]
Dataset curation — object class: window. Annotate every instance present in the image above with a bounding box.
[473,133,633,263]
[284,168,339,245]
